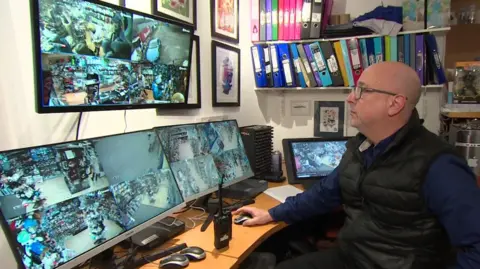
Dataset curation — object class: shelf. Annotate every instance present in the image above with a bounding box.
[442,111,480,118]
[255,84,444,92]
[252,27,451,45]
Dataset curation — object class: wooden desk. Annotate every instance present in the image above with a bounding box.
[143,181,302,269]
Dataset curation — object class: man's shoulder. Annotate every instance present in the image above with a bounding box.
[413,127,456,152]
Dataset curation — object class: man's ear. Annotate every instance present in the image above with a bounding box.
[387,95,406,117]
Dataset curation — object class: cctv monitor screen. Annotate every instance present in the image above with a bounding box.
[291,140,347,178]
[34,0,194,113]
[0,130,184,269]
[155,120,255,201]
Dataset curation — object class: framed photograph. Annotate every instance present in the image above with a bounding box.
[152,0,197,29]
[212,41,240,107]
[187,35,201,108]
[314,101,345,138]
[210,0,239,43]
[290,100,311,116]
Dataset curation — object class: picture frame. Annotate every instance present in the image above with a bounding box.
[152,0,197,29]
[314,101,345,138]
[290,100,311,116]
[212,41,240,107]
[210,0,239,44]
[187,35,201,108]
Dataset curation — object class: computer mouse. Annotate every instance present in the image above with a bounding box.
[159,254,189,269]
[179,246,206,261]
[234,213,252,225]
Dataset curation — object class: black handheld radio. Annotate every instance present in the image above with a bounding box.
[213,177,232,249]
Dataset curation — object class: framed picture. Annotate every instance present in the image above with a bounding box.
[210,0,239,43]
[152,0,197,29]
[290,100,311,116]
[314,101,345,138]
[187,35,201,108]
[212,41,240,107]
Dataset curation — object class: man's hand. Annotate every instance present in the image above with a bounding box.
[232,206,274,227]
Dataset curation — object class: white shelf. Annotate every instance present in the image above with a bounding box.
[252,27,451,45]
[255,84,444,92]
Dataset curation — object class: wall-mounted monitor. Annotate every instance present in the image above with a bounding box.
[32,0,194,113]
[154,120,255,201]
[0,130,184,269]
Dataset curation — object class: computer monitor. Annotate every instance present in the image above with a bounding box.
[32,0,194,113]
[154,120,255,202]
[283,137,349,186]
[0,130,184,269]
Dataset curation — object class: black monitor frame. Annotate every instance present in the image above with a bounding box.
[282,137,350,186]
[31,0,195,113]
[0,128,185,269]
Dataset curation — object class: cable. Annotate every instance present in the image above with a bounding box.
[186,205,207,229]
[142,255,159,266]
[123,110,128,133]
[172,200,197,214]
[76,112,83,141]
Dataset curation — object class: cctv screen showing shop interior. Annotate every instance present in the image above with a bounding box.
[291,140,347,179]
[34,0,193,113]
[0,130,184,269]
[155,121,255,201]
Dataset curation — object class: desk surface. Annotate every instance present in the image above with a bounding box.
[139,252,238,269]
[138,181,302,269]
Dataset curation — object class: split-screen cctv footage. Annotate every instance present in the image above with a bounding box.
[0,131,183,269]
[38,0,192,108]
[156,121,254,199]
[0,120,253,269]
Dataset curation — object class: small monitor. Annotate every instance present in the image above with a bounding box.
[283,137,349,186]
[154,120,255,201]
[0,130,184,269]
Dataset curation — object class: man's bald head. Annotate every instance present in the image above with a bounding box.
[362,61,422,109]
[347,61,422,142]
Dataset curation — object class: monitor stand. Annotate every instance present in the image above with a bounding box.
[130,216,185,250]
[111,243,188,269]
[192,193,214,211]
[222,178,269,200]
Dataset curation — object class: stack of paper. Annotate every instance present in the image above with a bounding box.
[264,185,303,203]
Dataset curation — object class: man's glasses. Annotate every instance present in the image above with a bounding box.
[351,86,407,100]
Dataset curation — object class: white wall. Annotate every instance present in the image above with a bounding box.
[0,0,264,267]
[262,0,447,150]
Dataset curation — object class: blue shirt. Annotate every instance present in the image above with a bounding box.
[269,135,480,269]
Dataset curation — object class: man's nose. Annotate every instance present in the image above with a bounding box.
[346,90,355,104]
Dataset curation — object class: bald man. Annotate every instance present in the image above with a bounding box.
[234,62,480,269]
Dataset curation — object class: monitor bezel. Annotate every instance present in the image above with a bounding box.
[153,119,254,202]
[0,129,186,269]
[282,137,350,185]
[31,0,195,114]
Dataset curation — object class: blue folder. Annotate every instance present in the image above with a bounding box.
[359,39,369,68]
[340,40,354,87]
[251,45,268,87]
[278,43,295,87]
[308,42,332,86]
[373,37,383,63]
[366,38,375,66]
[290,44,307,88]
[269,44,284,87]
